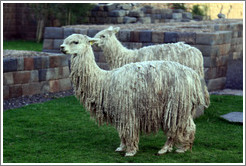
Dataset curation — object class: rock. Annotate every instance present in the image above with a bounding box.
[172,13,182,19]
[218,13,226,19]
[108,10,126,17]
[138,17,151,24]
[123,16,137,23]
[182,12,192,19]
[220,112,243,124]
[128,9,144,17]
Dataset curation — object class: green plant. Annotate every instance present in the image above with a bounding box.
[3,40,43,51]
[56,3,94,25]
[192,4,208,16]
[170,3,187,11]
[3,95,243,163]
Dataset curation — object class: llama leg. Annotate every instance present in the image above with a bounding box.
[115,137,126,152]
[124,129,139,157]
[158,137,174,155]
[176,117,196,153]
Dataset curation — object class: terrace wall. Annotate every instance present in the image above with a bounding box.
[3,20,243,100]
[3,53,71,100]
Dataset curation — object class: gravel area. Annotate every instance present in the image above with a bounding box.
[3,89,74,111]
[3,89,243,111]
[63,19,242,32]
[3,50,63,58]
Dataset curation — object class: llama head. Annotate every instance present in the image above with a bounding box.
[60,34,98,56]
[94,26,120,46]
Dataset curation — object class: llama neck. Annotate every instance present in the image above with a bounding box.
[102,35,134,68]
[70,47,107,81]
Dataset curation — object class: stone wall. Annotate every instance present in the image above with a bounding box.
[3,52,71,100]
[3,3,37,40]
[42,20,243,92]
[3,20,243,100]
[87,3,200,24]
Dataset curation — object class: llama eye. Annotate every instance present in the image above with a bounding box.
[100,35,105,38]
[73,41,79,44]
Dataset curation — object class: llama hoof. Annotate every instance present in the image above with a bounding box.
[158,147,173,155]
[115,146,125,152]
[125,151,136,157]
[175,149,186,153]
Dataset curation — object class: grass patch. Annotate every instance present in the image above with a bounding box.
[3,95,243,163]
[3,40,43,52]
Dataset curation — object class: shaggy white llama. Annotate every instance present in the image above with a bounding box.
[94,26,210,107]
[60,34,208,157]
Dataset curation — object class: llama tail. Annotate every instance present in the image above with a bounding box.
[200,78,210,108]
[203,85,210,108]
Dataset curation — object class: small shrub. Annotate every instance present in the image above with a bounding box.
[192,4,208,16]
[169,3,187,11]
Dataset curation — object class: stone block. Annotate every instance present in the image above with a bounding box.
[3,86,9,99]
[62,66,70,78]
[40,81,50,93]
[53,39,64,50]
[60,55,69,66]
[9,84,22,98]
[207,77,226,91]
[205,66,227,80]
[49,55,61,68]
[22,82,41,96]
[33,56,49,69]
[172,13,182,19]
[192,45,219,57]
[59,78,72,91]
[152,31,164,43]
[88,29,100,37]
[43,39,54,50]
[46,68,56,80]
[129,10,144,17]
[130,31,140,42]
[161,13,172,19]
[138,17,151,24]
[231,38,243,45]
[142,43,154,47]
[225,59,243,89]
[49,80,60,93]
[97,63,110,70]
[164,32,178,43]
[182,12,192,19]
[44,27,64,39]
[64,28,74,38]
[30,70,39,82]
[196,31,232,45]
[16,57,24,71]
[139,30,152,43]
[123,16,137,23]
[104,3,117,11]
[196,32,220,45]
[118,30,131,42]
[3,58,17,72]
[13,71,31,84]
[173,9,184,13]
[24,57,34,70]
[129,43,142,49]
[203,57,216,68]
[74,28,87,35]
[39,69,47,82]
[177,32,196,44]
[218,43,231,55]
[3,72,14,85]
[108,10,126,17]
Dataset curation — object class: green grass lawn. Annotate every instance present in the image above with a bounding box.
[3,95,243,163]
[3,40,43,52]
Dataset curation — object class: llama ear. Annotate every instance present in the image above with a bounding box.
[113,27,120,34]
[87,37,99,45]
[108,26,114,30]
